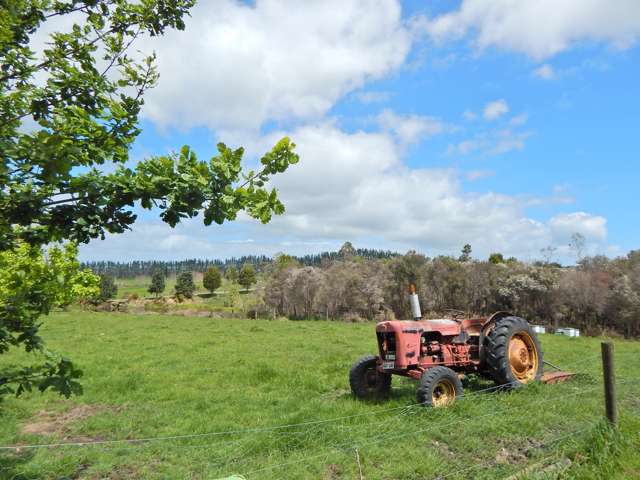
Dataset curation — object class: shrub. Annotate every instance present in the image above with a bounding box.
[0,243,98,398]
[98,275,118,302]
[203,266,222,294]
[238,263,257,291]
[148,270,166,298]
[175,272,196,300]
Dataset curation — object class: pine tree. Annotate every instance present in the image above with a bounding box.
[203,266,222,294]
[98,275,118,302]
[238,263,257,291]
[175,272,196,299]
[148,270,166,298]
[459,244,472,262]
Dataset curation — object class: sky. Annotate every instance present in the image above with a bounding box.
[78,0,640,264]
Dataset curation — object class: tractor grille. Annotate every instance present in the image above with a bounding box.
[377,332,396,360]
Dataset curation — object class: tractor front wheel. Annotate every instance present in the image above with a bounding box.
[416,366,463,407]
[349,355,391,399]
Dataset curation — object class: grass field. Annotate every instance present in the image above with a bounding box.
[114,275,196,299]
[0,312,639,479]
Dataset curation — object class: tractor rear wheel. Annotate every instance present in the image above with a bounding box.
[416,366,463,407]
[484,315,543,388]
[349,355,391,399]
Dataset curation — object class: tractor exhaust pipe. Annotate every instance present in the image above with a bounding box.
[409,284,422,320]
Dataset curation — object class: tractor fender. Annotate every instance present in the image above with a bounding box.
[478,311,514,367]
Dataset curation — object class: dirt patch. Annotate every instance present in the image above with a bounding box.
[176,309,215,318]
[494,437,546,466]
[324,463,341,480]
[21,404,117,441]
[495,447,527,465]
[430,440,456,458]
[96,466,141,480]
[504,457,572,480]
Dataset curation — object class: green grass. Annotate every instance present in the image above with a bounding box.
[115,276,251,308]
[0,312,639,479]
[114,275,183,299]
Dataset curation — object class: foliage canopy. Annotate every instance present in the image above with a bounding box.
[203,266,221,294]
[0,0,298,251]
[0,0,298,398]
[148,269,165,298]
[175,271,195,300]
[238,263,257,291]
[0,243,98,397]
[98,274,118,301]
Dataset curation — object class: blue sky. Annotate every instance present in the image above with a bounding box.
[79,0,640,263]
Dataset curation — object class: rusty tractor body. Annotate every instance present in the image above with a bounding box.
[350,287,546,407]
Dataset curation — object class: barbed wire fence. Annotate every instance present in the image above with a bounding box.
[1,346,637,480]
[224,379,638,480]
[209,348,637,480]
[0,350,606,452]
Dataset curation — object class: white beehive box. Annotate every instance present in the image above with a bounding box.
[556,327,580,337]
[531,325,546,334]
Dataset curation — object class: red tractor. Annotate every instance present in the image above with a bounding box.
[349,286,543,407]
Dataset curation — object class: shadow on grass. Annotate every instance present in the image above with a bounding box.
[336,372,592,408]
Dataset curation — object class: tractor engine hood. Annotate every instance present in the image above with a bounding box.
[376,319,462,337]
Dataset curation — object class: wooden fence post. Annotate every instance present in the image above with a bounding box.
[601,342,617,426]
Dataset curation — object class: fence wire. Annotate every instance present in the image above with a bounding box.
[0,349,615,453]
[221,378,639,479]
[1,349,637,480]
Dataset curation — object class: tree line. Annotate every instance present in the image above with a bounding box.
[259,245,640,338]
[97,264,258,302]
[83,256,270,278]
[82,244,399,278]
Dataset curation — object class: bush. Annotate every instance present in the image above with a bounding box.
[203,266,222,294]
[175,272,196,300]
[148,270,166,298]
[98,275,118,302]
[238,263,257,291]
[0,243,98,398]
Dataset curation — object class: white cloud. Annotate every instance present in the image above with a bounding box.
[354,90,393,104]
[483,99,509,120]
[377,109,452,146]
[465,170,495,181]
[81,123,608,261]
[549,212,607,242]
[255,123,606,258]
[447,127,531,156]
[463,109,477,121]
[533,63,555,80]
[490,129,532,154]
[139,0,413,131]
[509,113,528,126]
[78,220,313,261]
[447,138,482,156]
[417,0,640,59]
